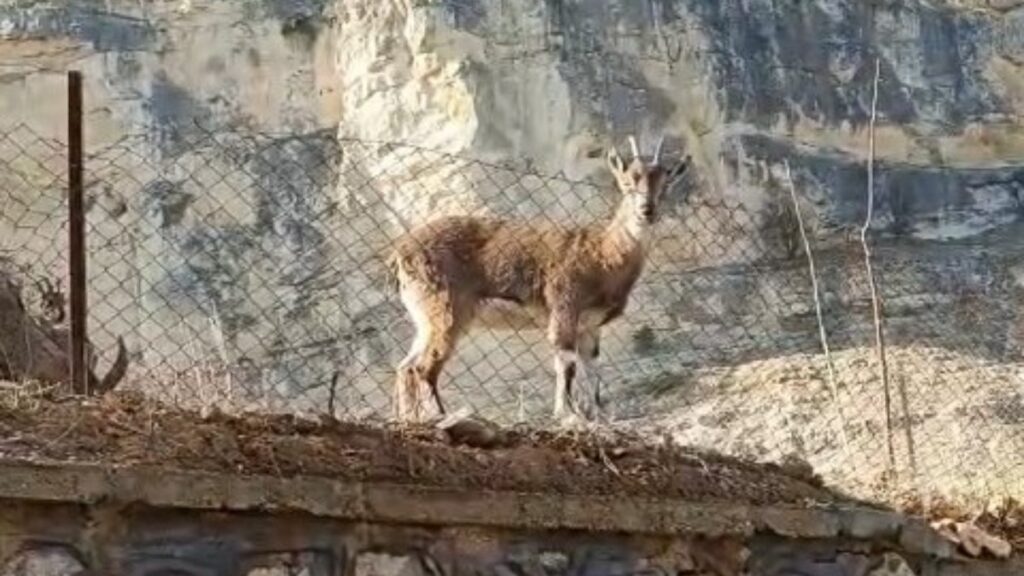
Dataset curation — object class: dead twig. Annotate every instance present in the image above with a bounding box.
[781,160,852,457]
[107,417,150,438]
[42,413,83,450]
[327,371,339,419]
[896,372,918,478]
[267,441,284,478]
[863,58,896,473]
[595,437,622,477]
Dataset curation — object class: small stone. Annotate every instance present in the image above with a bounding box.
[0,545,89,576]
[899,519,956,560]
[931,520,1013,559]
[777,453,818,484]
[930,519,961,547]
[244,551,325,576]
[867,552,916,576]
[436,408,505,449]
[355,552,430,576]
[760,507,839,539]
[836,553,871,576]
[537,552,568,576]
[959,523,1012,559]
[841,509,903,540]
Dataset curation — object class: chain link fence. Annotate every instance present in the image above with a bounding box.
[1,120,1023,506]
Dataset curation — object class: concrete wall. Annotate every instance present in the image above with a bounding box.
[0,461,1017,576]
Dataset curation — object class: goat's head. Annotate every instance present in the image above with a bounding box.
[606,135,691,225]
[35,276,66,324]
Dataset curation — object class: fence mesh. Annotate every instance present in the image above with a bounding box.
[0,122,1022,506]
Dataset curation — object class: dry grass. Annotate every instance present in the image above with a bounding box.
[0,388,843,507]
[1,371,1022,550]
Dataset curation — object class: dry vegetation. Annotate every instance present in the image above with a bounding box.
[0,386,845,507]
[0,377,1022,551]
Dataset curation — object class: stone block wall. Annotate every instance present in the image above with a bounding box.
[0,461,1018,576]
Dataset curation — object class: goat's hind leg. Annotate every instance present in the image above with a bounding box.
[412,291,469,420]
[394,361,421,423]
[416,327,460,418]
[395,279,433,422]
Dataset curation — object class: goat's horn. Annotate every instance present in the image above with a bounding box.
[628,136,640,160]
[653,135,665,165]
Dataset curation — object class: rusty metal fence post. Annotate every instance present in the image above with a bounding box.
[67,70,87,395]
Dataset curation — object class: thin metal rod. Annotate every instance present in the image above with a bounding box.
[68,70,88,395]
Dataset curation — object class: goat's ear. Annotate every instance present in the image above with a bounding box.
[606,146,626,175]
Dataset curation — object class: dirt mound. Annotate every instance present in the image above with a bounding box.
[0,390,849,507]
[631,345,1024,504]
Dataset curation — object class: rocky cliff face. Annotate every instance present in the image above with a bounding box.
[2,0,1024,498]
[334,0,1024,232]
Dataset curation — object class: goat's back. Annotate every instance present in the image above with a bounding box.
[390,215,594,303]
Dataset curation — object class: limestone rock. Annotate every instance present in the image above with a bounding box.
[868,553,917,576]
[931,519,1014,559]
[0,545,89,576]
[436,407,506,449]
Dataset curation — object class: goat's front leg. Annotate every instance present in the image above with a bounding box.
[547,300,581,421]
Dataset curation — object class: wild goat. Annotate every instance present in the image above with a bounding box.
[40,324,130,395]
[387,136,690,422]
[39,277,129,394]
[35,277,66,324]
[0,272,129,395]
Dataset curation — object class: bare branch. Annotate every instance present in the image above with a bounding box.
[781,160,851,457]
[863,58,896,473]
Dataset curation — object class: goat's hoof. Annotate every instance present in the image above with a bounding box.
[557,412,586,429]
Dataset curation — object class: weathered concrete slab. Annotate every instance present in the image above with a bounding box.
[0,459,1018,575]
[0,458,962,549]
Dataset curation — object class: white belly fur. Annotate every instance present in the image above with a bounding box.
[471,300,610,333]
[472,299,547,331]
